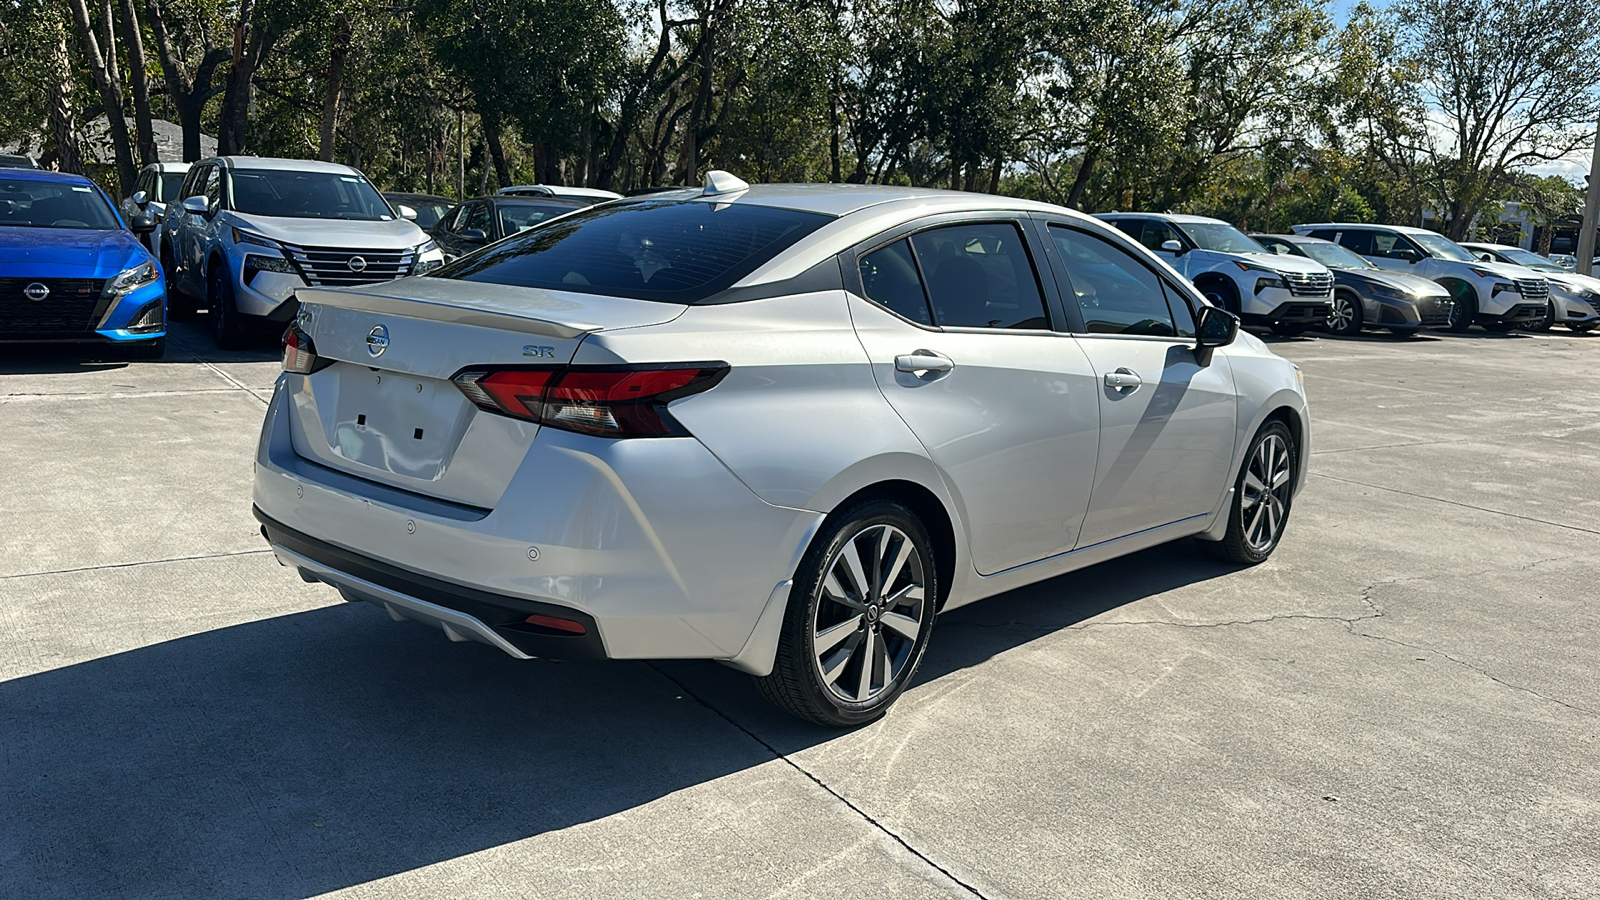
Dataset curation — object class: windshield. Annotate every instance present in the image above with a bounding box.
[158,173,186,201]
[1299,240,1375,270]
[438,199,831,303]
[228,169,393,220]
[1411,232,1475,262]
[497,199,585,235]
[1491,246,1563,273]
[0,177,121,229]
[1179,222,1263,254]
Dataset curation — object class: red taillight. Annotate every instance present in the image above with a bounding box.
[281,325,330,375]
[452,363,727,438]
[523,614,587,635]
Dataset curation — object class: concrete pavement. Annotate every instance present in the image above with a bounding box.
[2,324,1596,898]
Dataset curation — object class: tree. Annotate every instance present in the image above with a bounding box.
[65,0,138,191]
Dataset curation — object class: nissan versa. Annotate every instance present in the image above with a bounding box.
[0,169,167,357]
[254,175,1311,726]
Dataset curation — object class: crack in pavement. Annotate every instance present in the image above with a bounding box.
[1345,628,1598,718]
[2,548,274,581]
[1311,472,1600,538]
[644,662,989,899]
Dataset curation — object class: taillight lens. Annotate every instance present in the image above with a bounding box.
[281,325,331,375]
[452,363,728,438]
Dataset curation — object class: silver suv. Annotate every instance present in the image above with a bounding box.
[1097,213,1334,336]
[1291,223,1548,332]
[255,176,1310,726]
[162,157,443,347]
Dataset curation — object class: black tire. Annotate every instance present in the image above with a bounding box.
[1386,327,1421,338]
[161,243,196,321]
[208,263,248,350]
[1198,420,1296,566]
[1270,322,1310,337]
[757,498,939,727]
[1570,323,1595,334]
[1444,282,1476,332]
[1524,301,1555,333]
[124,337,166,360]
[1325,291,1363,336]
[1482,320,1517,333]
[1200,279,1241,315]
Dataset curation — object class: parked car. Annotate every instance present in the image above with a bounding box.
[163,157,443,348]
[1290,223,1548,332]
[1547,253,1578,271]
[0,169,166,358]
[256,174,1311,726]
[381,192,453,230]
[1251,233,1454,336]
[430,194,587,259]
[1459,242,1600,333]
[0,153,41,169]
[496,184,623,205]
[1096,212,1333,336]
[120,161,190,254]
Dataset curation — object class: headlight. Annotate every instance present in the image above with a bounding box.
[232,226,283,250]
[1254,274,1288,294]
[1368,283,1410,301]
[1490,282,1516,296]
[413,238,445,275]
[103,261,159,297]
[244,254,296,275]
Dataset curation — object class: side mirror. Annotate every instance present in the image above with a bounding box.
[460,228,488,244]
[1160,239,1184,256]
[1393,248,1419,264]
[132,190,149,208]
[396,204,418,221]
[180,195,210,216]
[1194,305,1239,364]
[130,213,158,235]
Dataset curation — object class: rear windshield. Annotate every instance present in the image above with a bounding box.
[0,177,121,229]
[436,199,832,303]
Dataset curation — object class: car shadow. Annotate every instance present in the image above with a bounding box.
[0,542,1232,898]
[0,323,276,375]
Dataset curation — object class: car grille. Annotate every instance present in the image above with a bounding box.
[1417,296,1453,326]
[0,278,109,338]
[1515,278,1549,302]
[281,243,414,287]
[1285,271,1333,298]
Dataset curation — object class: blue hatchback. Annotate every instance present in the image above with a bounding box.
[1,169,167,357]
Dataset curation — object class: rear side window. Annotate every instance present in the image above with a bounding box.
[1339,230,1375,255]
[1305,228,1339,242]
[1050,225,1191,337]
[859,240,932,325]
[1138,219,1185,253]
[438,200,831,304]
[908,223,1049,329]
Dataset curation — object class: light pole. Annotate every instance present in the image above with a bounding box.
[1578,119,1600,276]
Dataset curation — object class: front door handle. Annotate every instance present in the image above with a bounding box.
[895,351,954,374]
[1104,368,1143,392]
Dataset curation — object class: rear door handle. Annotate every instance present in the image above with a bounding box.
[895,351,954,373]
[1104,368,1143,391]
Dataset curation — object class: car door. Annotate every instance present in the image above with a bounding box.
[168,163,211,293]
[845,217,1102,575]
[1039,220,1238,546]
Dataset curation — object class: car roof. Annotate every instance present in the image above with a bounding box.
[498,184,623,200]
[618,182,1064,219]
[384,192,452,202]
[1095,211,1231,226]
[1253,232,1335,245]
[143,162,190,172]
[207,156,367,175]
[1297,222,1433,235]
[0,168,96,186]
[1459,241,1513,250]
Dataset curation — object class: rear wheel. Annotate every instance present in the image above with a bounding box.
[1325,291,1363,336]
[1199,421,1296,566]
[208,264,248,350]
[1444,282,1476,332]
[1270,322,1310,337]
[758,499,937,727]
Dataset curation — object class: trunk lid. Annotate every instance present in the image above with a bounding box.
[286,279,686,507]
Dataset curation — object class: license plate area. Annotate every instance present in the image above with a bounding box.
[327,368,475,481]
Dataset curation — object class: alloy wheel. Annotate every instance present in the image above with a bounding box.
[811,523,928,704]
[1328,296,1357,332]
[1240,433,1292,553]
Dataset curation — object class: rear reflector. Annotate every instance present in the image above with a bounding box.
[452,363,727,438]
[523,614,588,635]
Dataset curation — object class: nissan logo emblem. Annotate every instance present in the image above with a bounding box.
[366,324,390,357]
[347,256,368,273]
[23,282,49,302]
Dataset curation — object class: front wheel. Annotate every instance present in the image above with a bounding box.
[1524,301,1555,333]
[208,264,248,350]
[1201,279,1241,315]
[1270,322,1310,337]
[1445,286,1476,333]
[758,499,938,727]
[1199,420,1296,566]
[1325,292,1363,336]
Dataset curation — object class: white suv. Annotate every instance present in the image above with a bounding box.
[1096,213,1333,336]
[163,157,444,348]
[1291,223,1548,332]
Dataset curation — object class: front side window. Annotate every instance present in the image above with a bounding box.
[202,167,222,208]
[1254,236,1297,256]
[158,173,185,202]
[460,202,491,234]
[498,200,583,236]
[1139,219,1185,253]
[227,169,392,221]
[179,165,207,199]
[437,199,831,304]
[1410,232,1475,262]
[907,223,1049,329]
[1050,225,1187,337]
[1338,230,1376,256]
[1179,221,1263,254]
[0,177,121,229]
[858,239,932,325]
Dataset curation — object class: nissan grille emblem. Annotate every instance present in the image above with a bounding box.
[347,255,368,273]
[366,324,390,357]
[23,282,49,302]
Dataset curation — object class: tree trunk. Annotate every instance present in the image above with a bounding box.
[218,1,276,155]
[143,0,227,161]
[47,23,85,174]
[117,0,157,165]
[456,106,465,200]
[98,0,120,97]
[482,110,511,189]
[66,0,137,193]
[318,17,352,162]
[1065,144,1101,209]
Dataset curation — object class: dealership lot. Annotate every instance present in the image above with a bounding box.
[2,325,1596,899]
